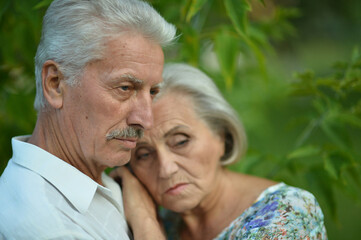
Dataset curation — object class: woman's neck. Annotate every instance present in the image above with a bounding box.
[178,171,276,240]
[179,169,242,240]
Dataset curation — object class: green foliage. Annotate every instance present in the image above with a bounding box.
[0,0,43,172]
[289,49,361,210]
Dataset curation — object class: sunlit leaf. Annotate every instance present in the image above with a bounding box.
[224,0,251,35]
[287,145,321,159]
[185,0,208,22]
[214,28,239,89]
[316,78,339,89]
[33,0,52,9]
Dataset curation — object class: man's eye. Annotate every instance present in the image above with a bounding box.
[150,88,159,96]
[119,86,130,91]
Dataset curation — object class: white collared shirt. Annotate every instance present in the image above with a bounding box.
[0,136,131,239]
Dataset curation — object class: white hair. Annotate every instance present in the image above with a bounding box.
[34,0,176,111]
[159,63,248,165]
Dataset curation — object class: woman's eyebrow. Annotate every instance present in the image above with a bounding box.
[164,125,189,138]
[136,141,149,147]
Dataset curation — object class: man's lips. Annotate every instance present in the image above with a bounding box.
[113,138,137,149]
[165,183,188,195]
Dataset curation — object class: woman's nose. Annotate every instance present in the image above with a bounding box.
[158,150,179,179]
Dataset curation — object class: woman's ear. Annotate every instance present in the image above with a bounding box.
[220,131,231,161]
[42,60,65,109]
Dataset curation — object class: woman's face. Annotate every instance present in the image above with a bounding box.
[130,92,225,212]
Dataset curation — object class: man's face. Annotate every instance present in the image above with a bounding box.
[61,32,164,171]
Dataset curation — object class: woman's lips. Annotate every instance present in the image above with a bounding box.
[165,183,188,195]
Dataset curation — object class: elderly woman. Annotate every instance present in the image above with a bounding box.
[114,63,327,239]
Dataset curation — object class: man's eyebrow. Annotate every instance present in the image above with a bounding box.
[152,83,161,89]
[118,74,143,85]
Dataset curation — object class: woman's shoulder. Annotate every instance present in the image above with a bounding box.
[215,183,327,239]
[255,182,318,206]
[252,183,324,220]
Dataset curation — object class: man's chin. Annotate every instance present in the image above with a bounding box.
[106,152,131,168]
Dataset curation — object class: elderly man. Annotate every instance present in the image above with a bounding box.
[0,0,175,239]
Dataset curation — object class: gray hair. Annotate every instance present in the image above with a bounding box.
[34,0,176,111]
[158,63,247,165]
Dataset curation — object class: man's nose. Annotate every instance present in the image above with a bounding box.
[127,91,153,130]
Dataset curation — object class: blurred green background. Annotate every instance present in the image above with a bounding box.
[1,0,361,239]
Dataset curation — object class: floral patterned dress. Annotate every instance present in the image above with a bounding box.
[162,183,327,239]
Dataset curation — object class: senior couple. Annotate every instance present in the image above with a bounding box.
[0,0,327,239]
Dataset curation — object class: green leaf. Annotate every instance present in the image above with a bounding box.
[337,112,361,129]
[320,121,349,151]
[224,0,251,35]
[258,0,265,6]
[351,46,360,63]
[185,0,208,22]
[306,170,337,219]
[179,26,200,66]
[214,28,239,89]
[340,169,361,202]
[33,0,53,10]
[323,151,352,180]
[0,0,10,21]
[294,119,319,147]
[323,155,339,179]
[224,0,268,80]
[287,145,321,159]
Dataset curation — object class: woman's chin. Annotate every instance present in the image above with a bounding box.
[162,200,197,213]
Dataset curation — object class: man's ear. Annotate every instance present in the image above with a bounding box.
[42,60,65,109]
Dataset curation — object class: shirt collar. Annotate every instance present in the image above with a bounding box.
[11,135,112,214]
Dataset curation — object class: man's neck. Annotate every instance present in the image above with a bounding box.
[28,111,104,185]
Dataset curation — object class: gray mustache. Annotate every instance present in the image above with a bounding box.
[106,127,144,140]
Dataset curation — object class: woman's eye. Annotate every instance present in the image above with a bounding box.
[135,148,152,161]
[168,134,190,148]
[137,153,149,160]
[175,139,189,146]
